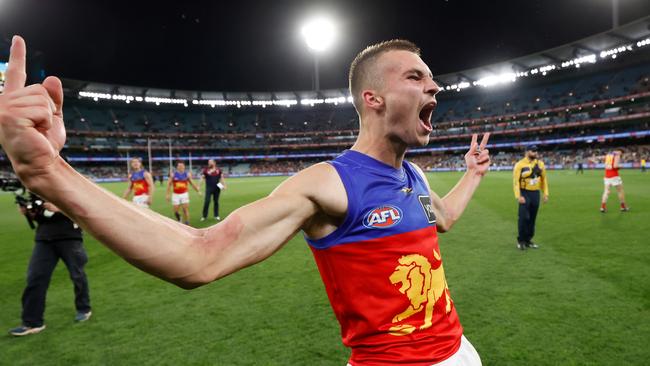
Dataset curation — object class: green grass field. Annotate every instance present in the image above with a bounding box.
[0,170,648,365]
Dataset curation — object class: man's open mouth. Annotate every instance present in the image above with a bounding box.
[418,102,435,133]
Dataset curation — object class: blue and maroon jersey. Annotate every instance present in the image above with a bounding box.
[129,169,149,196]
[172,171,189,194]
[305,150,463,366]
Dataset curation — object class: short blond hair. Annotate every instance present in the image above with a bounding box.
[348,39,420,113]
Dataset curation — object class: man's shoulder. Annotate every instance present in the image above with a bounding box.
[406,161,431,186]
[289,162,338,187]
[274,162,347,215]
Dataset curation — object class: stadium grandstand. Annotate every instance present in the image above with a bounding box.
[1,16,650,181]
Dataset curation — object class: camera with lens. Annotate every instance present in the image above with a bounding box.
[1,178,43,229]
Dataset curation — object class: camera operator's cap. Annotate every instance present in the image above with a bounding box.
[527,145,539,152]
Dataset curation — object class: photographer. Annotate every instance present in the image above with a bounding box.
[9,198,92,337]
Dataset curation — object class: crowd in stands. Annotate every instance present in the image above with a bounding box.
[37,144,646,180]
[248,160,313,175]
[4,61,650,179]
[408,145,650,171]
[63,66,649,146]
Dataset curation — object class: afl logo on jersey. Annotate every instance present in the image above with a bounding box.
[363,205,403,229]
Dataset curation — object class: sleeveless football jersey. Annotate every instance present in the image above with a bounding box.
[130,169,149,196]
[604,153,620,178]
[305,150,463,366]
[172,171,190,194]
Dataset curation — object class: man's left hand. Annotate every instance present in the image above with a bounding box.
[465,133,491,176]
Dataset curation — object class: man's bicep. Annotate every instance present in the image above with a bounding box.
[198,177,319,282]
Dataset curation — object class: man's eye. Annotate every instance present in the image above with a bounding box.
[408,75,420,80]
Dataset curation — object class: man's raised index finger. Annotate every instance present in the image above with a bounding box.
[479,133,490,149]
[3,36,27,93]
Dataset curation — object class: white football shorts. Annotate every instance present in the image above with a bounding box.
[604,176,623,187]
[132,194,150,208]
[172,192,190,205]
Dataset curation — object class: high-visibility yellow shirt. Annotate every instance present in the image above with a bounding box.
[513,158,549,198]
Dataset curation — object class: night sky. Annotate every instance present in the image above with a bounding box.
[1,0,649,92]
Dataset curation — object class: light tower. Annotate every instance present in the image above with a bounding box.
[301,16,337,91]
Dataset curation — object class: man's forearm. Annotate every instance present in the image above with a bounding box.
[22,157,209,287]
[441,169,483,227]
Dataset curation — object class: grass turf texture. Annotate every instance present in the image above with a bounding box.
[0,170,648,365]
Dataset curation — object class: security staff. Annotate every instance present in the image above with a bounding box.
[513,146,549,250]
[9,199,92,336]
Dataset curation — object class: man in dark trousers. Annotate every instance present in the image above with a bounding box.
[9,197,92,336]
[512,146,549,250]
[200,159,227,221]
[576,156,584,174]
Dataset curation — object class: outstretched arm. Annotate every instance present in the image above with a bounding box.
[25,159,319,288]
[0,36,323,289]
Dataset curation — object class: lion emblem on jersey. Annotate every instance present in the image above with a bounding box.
[388,250,452,336]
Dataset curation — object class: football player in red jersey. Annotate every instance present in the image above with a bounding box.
[166,161,201,225]
[0,37,490,365]
[600,150,629,213]
[123,157,154,208]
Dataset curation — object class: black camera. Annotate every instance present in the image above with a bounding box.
[1,178,43,229]
[0,177,25,193]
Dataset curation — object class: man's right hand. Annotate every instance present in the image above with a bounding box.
[518,196,526,204]
[0,36,66,186]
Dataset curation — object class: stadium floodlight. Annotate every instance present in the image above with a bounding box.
[301,17,337,52]
[473,73,517,88]
[301,16,337,91]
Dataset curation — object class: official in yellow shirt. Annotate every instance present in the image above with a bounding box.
[642,158,646,173]
[513,145,548,250]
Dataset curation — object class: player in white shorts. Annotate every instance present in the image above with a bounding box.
[123,158,154,208]
[600,150,629,213]
[166,162,201,225]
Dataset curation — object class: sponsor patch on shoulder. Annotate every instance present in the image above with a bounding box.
[363,205,403,229]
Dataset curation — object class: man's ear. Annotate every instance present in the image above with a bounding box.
[362,90,384,112]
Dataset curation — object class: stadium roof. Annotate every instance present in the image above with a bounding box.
[433,15,650,88]
[63,16,650,105]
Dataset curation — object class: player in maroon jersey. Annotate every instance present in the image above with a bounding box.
[200,159,227,221]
